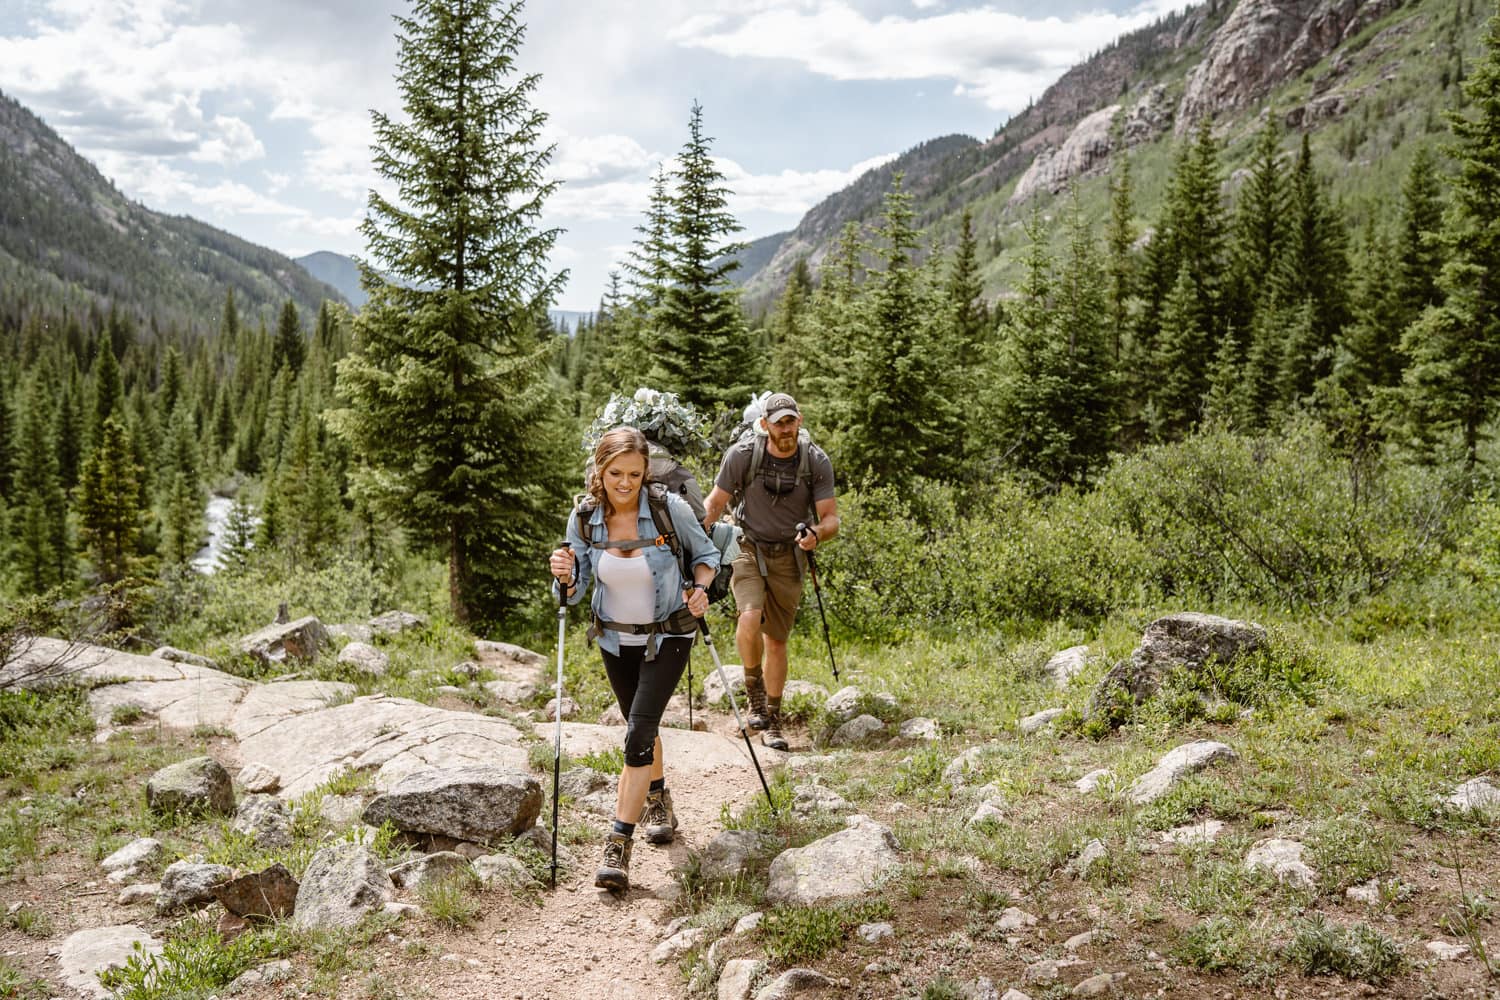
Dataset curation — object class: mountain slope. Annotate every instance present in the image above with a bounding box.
[0,88,343,333]
[297,250,368,310]
[737,0,1480,305]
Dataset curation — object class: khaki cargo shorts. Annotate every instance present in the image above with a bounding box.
[730,540,805,642]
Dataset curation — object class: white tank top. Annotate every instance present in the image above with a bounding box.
[597,551,654,646]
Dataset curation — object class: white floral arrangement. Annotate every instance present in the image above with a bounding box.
[583,388,710,457]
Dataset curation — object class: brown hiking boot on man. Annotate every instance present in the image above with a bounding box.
[594,832,632,892]
[640,788,678,845]
[761,710,789,751]
[744,670,769,730]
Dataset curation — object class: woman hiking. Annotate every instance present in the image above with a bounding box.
[548,426,720,892]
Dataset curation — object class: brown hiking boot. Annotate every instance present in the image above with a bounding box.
[744,671,769,730]
[761,710,789,751]
[640,788,678,844]
[594,832,632,892]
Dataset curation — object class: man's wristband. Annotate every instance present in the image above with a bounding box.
[805,526,819,541]
[690,583,708,593]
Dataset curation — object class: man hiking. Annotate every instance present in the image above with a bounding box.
[702,392,839,751]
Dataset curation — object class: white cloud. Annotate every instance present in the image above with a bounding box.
[548,132,659,185]
[669,1,1181,113]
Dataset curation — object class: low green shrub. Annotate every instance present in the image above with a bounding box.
[99,920,292,999]
[1284,915,1405,984]
[758,898,892,965]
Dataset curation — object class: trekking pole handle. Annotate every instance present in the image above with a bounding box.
[553,541,574,603]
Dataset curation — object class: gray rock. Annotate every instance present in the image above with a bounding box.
[232,794,293,848]
[1018,708,1064,734]
[831,713,885,746]
[858,921,893,942]
[1001,991,1034,1000]
[157,860,232,913]
[942,745,988,787]
[1445,777,1500,814]
[733,911,763,935]
[1426,940,1470,960]
[293,843,395,930]
[471,853,537,888]
[559,767,612,800]
[486,679,539,703]
[652,926,708,964]
[766,815,901,906]
[754,967,834,1000]
[1072,972,1126,996]
[791,783,852,818]
[968,799,1006,826]
[100,837,165,876]
[1024,957,1086,983]
[1071,838,1108,877]
[238,616,328,663]
[1044,645,1090,687]
[1345,878,1381,904]
[473,638,545,666]
[897,717,940,741]
[996,907,1037,932]
[1075,769,1114,794]
[320,793,365,827]
[59,925,162,1000]
[1245,838,1316,888]
[225,959,293,995]
[146,756,235,816]
[237,762,281,793]
[1162,819,1225,845]
[702,663,746,706]
[718,957,765,1000]
[150,646,217,669]
[545,696,580,721]
[1129,740,1238,804]
[824,686,897,722]
[326,623,375,644]
[1010,104,1119,205]
[361,766,542,844]
[1090,613,1267,724]
[388,851,471,890]
[1065,930,1098,951]
[450,661,482,680]
[700,830,778,882]
[214,863,299,919]
[117,883,158,905]
[368,610,427,636]
[337,642,390,677]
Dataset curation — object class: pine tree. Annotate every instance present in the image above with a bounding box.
[1276,134,1350,406]
[0,369,12,500]
[770,258,816,399]
[1227,115,1288,343]
[158,345,185,418]
[91,340,123,442]
[1402,1,1500,465]
[1394,145,1446,330]
[332,0,573,623]
[1052,197,1116,484]
[9,373,71,593]
[841,175,950,486]
[622,166,674,315]
[1151,263,1211,437]
[806,222,868,439]
[75,414,142,584]
[158,401,203,567]
[1105,145,1138,364]
[272,300,305,376]
[653,102,759,411]
[55,365,83,492]
[219,495,258,573]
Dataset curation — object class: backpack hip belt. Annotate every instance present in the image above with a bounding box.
[588,605,699,660]
[740,536,806,582]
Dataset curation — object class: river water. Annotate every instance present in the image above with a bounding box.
[191,496,235,575]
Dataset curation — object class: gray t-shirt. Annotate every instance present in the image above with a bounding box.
[715,436,835,544]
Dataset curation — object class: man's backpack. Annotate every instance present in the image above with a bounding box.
[732,428,819,537]
[575,484,738,603]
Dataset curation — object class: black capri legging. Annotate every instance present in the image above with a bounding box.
[601,636,693,768]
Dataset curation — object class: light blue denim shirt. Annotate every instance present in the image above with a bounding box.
[557,489,720,655]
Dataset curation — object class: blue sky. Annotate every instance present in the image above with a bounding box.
[0,0,1185,311]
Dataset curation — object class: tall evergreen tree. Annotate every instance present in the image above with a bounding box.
[333,0,573,623]
[1227,114,1288,341]
[75,414,142,585]
[158,401,203,567]
[1105,143,1138,364]
[1401,1,1500,465]
[9,373,71,593]
[653,101,758,411]
[1276,133,1350,405]
[770,257,816,400]
[843,175,951,486]
[272,300,305,376]
[159,345,185,418]
[1052,197,1116,483]
[1393,145,1446,330]
[91,340,123,442]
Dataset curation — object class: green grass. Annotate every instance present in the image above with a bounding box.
[0,956,53,999]
[2,906,52,938]
[98,920,294,1000]
[1283,916,1406,985]
[417,870,483,928]
[758,899,893,966]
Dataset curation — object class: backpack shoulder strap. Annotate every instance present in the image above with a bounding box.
[644,482,681,558]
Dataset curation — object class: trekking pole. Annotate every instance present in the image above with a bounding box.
[550,542,569,889]
[797,523,840,684]
[693,602,775,813]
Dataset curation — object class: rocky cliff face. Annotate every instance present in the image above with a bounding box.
[1177,0,1408,132]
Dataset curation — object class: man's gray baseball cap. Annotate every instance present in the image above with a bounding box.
[765,393,800,423]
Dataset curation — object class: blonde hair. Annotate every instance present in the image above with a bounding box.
[586,426,650,514]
